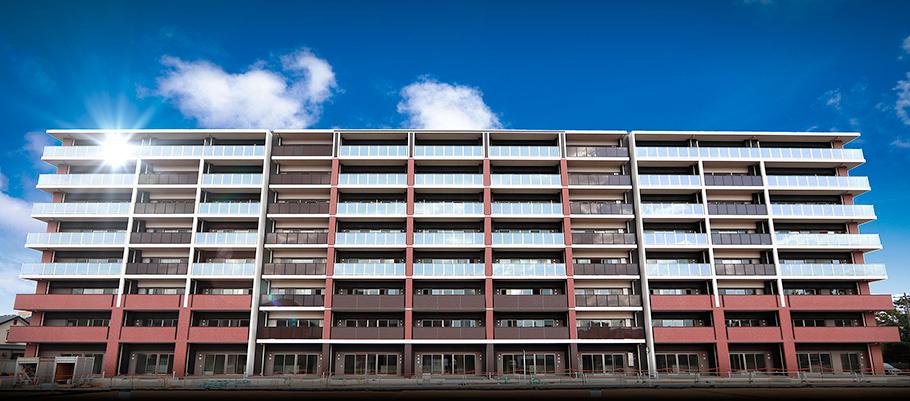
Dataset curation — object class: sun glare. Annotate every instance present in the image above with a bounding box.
[100,133,135,167]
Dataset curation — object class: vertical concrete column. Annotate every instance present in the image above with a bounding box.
[173,307,192,377]
[245,130,273,376]
[777,307,800,376]
[102,307,124,377]
[710,307,731,376]
[627,132,658,377]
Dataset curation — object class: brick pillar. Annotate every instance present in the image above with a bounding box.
[711,308,730,376]
[778,308,800,376]
[173,307,192,376]
[102,307,124,377]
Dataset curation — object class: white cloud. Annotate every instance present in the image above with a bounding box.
[896,72,910,125]
[892,138,910,148]
[820,89,842,110]
[0,170,41,313]
[155,48,337,128]
[23,131,55,170]
[903,35,910,55]
[397,78,502,130]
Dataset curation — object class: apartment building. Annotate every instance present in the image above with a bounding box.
[8,129,898,378]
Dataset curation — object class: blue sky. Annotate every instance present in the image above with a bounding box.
[1,0,909,312]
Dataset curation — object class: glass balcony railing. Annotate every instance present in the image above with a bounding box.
[412,263,486,277]
[26,232,126,246]
[198,202,260,215]
[194,232,258,246]
[38,174,134,187]
[780,263,887,278]
[491,202,563,215]
[338,174,407,186]
[642,232,709,246]
[765,176,870,190]
[190,262,255,276]
[774,233,882,248]
[414,174,483,186]
[339,145,409,157]
[491,174,562,186]
[640,203,705,216]
[492,263,566,277]
[771,204,875,218]
[333,263,406,276]
[489,146,561,158]
[20,262,121,276]
[414,145,483,158]
[42,145,265,159]
[645,263,713,277]
[413,202,484,215]
[334,232,406,246]
[491,232,565,245]
[413,231,484,246]
[637,175,701,187]
[31,202,131,216]
[201,173,262,186]
[336,202,407,215]
[635,147,864,162]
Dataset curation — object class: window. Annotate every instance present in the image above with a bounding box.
[729,353,767,372]
[137,287,184,295]
[342,353,398,375]
[418,319,480,328]
[202,354,247,375]
[336,319,401,328]
[576,319,631,328]
[196,318,249,327]
[581,353,626,374]
[718,288,764,295]
[134,353,174,375]
[421,354,478,375]
[337,288,402,296]
[267,319,323,328]
[497,319,559,328]
[272,354,318,375]
[840,353,862,373]
[415,288,480,296]
[501,353,557,375]
[655,353,700,374]
[650,288,701,295]
[64,318,109,327]
[575,288,629,296]
[498,288,560,296]
[725,318,769,327]
[797,352,833,373]
[653,319,704,327]
[130,318,178,327]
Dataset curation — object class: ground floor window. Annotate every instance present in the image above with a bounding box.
[342,354,398,375]
[501,353,557,375]
[420,354,478,375]
[134,353,174,375]
[202,353,246,375]
[840,353,862,373]
[273,354,319,375]
[729,352,767,372]
[580,353,626,374]
[655,353,700,374]
[797,352,833,373]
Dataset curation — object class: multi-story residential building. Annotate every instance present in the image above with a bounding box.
[8,129,898,378]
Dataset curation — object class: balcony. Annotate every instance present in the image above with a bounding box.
[575,294,642,308]
[711,233,772,246]
[125,263,188,275]
[42,144,265,160]
[779,263,887,279]
[652,327,717,343]
[571,232,637,245]
[26,232,126,248]
[336,202,406,215]
[414,145,483,158]
[338,174,407,186]
[265,232,329,245]
[412,263,485,278]
[412,295,486,312]
[198,202,260,215]
[119,327,178,343]
[726,327,783,343]
[32,202,130,217]
[413,202,484,215]
[267,201,330,215]
[703,175,764,186]
[332,327,404,339]
[187,327,249,343]
[491,174,562,187]
[259,294,324,307]
[38,173,133,187]
[568,201,633,215]
[333,263,405,277]
[494,327,570,339]
[786,295,894,312]
[269,172,331,185]
[331,295,405,312]
[720,295,779,310]
[649,295,713,311]
[190,262,255,276]
[262,263,326,276]
[491,202,563,216]
[637,175,701,187]
[565,146,629,158]
[271,144,333,157]
[121,294,182,310]
[334,232,406,246]
[635,147,864,163]
[138,173,198,185]
[413,232,484,246]
[489,145,560,158]
[707,204,768,215]
[414,174,483,186]
[640,203,704,217]
[491,263,566,277]
[573,263,639,276]
[792,326,900,343]
[493,295,568,312]
[766,176,870,191]
[714,264,776,276]
[131,232,192,244]
[645,263,712,277]
[14,294,115,311]
[188,295,252,310]
[201,173,263,186]
[258,326,322,339]
[20,262,120,277]
[412,327,486,340]
[134,202,196,214]
[491,232,564,246]
[774,233,882,249]
[7,326,109,343]
[642,233,709,247]
[567,174,632,186]
[576,326,644,340]
[771,204,876,220]
[194,232,258,246]
[339,145,408,158]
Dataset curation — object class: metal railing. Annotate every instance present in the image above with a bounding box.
[492,263,566,276]
[339,145,409,157]
[333,263,406,276]
[412,263,486,277]
[645,263,713,277]
[20,262,121,276]
[197,202,260,215]
[32,202,130,215]
[201,173,263,186]
[414,174,484,186]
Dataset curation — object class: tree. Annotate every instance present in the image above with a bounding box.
[876,294,910,367]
